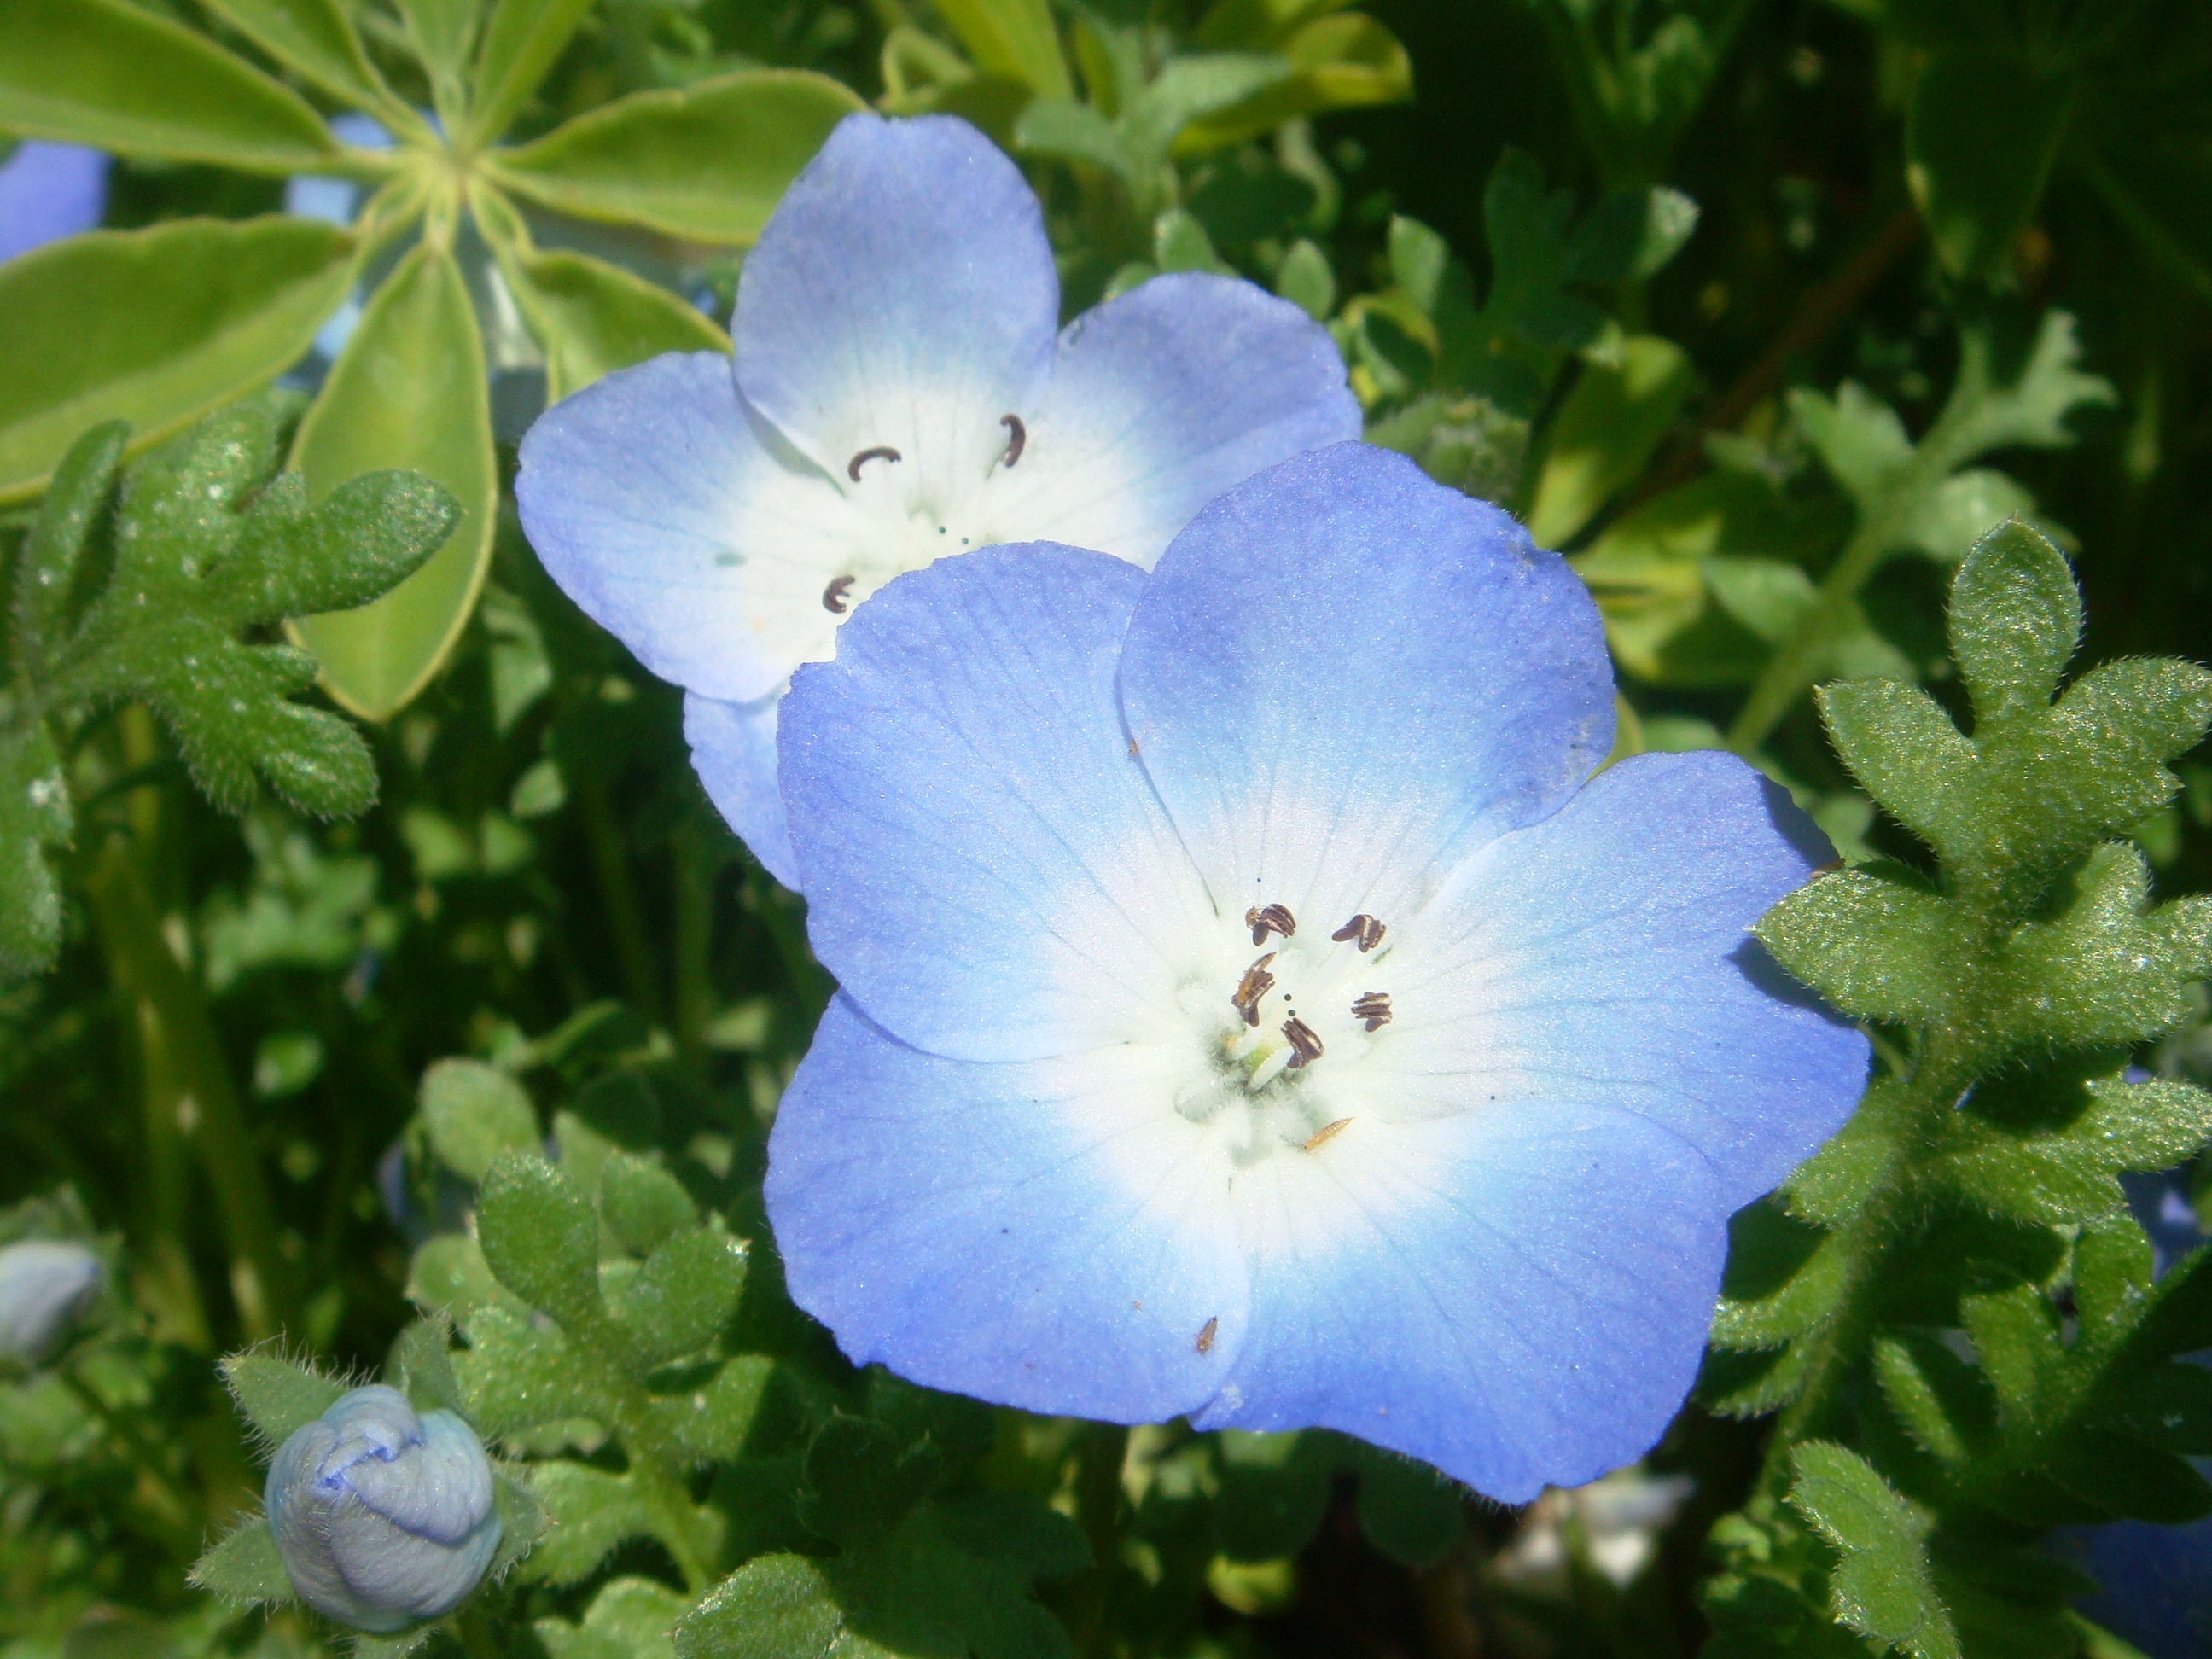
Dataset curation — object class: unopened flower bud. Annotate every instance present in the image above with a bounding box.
[0,1239,102,1365]
[265,1385,501,1632]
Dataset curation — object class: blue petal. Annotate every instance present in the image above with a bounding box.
[731,113,1058,487]
[684,690,799,888]
[768,995,1249,1423]
[988,273,1358,566]
[0,142,108,262]
[1196,1100,1725,1501]
[780,543,1216,1062]
[517,352,854,704]
[1119,442,1613,940]
[1377,752,1868,1210]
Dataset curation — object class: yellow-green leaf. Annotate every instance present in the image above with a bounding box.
[195,0,395,114]
[507,249,728,404]
[931,0,1073,100]
[1526,335,1694,547]
[486,71,864,246]
[470,0,598,143]
[0,0,340,172]
[0,217,355,503]
[1178,12,1411,153]
[289,245,495,720]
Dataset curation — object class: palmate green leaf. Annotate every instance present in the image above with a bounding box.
[0,0,338,172]
[471,0,599,143]
[189,1516,294,1606]
[673,1492,1086,1659]
[486,73,864,247]
[196,0,396,114]
[1788,1441,1961,1659]
[0,218,355,503]
[1906,49,2074,282]
[1524,334,1693,546]
[289,242,496,721]
[931,0,1074,100]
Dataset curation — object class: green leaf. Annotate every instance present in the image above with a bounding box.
[674,1492,1086,1659]
[470,0,598,143]
[1711,1197,1853,1350]
[1939,1067,2212,1226]
[1755,864,1949,1027]
[1274,237,1336,320]
[1347,1447,1464,1569]
[1948,518,2081,725]
[487,72,864,246]
[393,1317,468,1416]
[1176,13,1413,153]
[1525,335,1693,547]
[1947,311,2116,459]
[221,1348,346,1446]
[0,725,70,980]
[421,1058,540,1183]
[477,1153,604,1328]
[611,1229,746,1368]
[289,242,496,720]
[1817,680,1975,858]
[489,1466,551,1579]
[1872,1332,1996,1469]
[1906,49,2074,282]
[188,1516,294,1605]
[0,0,339,172]
[536,1576,694,1659]
[799,1412,944,1545]
[196,0,396,113]
[454,1301,608,1436]
[598,1153,699,1256]
[1212,1430,1330,1563]
[1787,1441,1961,1659]
[12,420,126,667]
[931,0,1073,100]
[529,1461,725,1588]
[395,0,480,119]
[0,218,355,504]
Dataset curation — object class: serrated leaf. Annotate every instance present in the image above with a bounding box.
[189,1515,294,1605]
[1988,850,2211,1051]
[1754,864,1949,1027]
[645,1353,776,1465]
[1947,518,2081,725]
[0,218,354,503]
[222,1349,346,1445]
[478,1154,602,1328]
[0,0,339,172]
[1900,468,2039,564]
[1941,1068,2212,1227]
[674,1492,1085,1659]
[289,242,495,720]
[1791,381,1913,513]
[486,72,864,246]
[1948,311,2116,458]
[421,1058,540,1183]
[1787,1441,1961,1659]
[529,1460,725,1588]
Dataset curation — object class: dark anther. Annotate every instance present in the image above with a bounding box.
[1282,1016,1324,1070]
[1231,953,1277,1027]
[1245,903,1295,946]
[847,445,901,481]
[1331,914,1387,952]
[822,575,856,614]
[1000,414,1027,467]
[1196,1316,1218,1355]
[1351,992,1393,1032]
[1303,1118,1352,1152]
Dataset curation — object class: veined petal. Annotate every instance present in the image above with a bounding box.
[780,543,1216,1062]
[732,113,1058,497]
[767,996,1249,1424]
[684,690,799,888]
[988,273,1359,566]
[1119,443,1613,942]
[1196,1100,1724,1502]
[1377,752,1868,1210]
[516,352,863,704]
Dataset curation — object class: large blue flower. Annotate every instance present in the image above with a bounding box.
[515,112,1357,887]
[765,442,1869,1500]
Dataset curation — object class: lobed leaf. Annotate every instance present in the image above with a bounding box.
[1754,865,1949,1027]
[1787,1441,1961,1659]
[477,1154,604,1329]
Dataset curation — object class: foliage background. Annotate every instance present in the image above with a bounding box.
[3,0,2212,1655]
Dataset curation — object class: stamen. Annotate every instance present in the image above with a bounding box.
[1231,953,1277,1027]
[1245,903,1295,946]
[847,445,900,481]
[1331,914,1387,952]
[1282,1016,1324,1069]
[821,574,855,614]
[1196,1316,1218,1355]
[1302,1118,1352,1152]
[1351,992,1392,1032]
[1000,414,1027,467]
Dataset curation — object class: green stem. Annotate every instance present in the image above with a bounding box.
[672,827,724,1079]
[84,835,289,1342]
[1064,1423,1129,1659]
[575,770,665,1028]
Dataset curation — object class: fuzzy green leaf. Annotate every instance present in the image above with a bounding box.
[0,725,71,981]
[1712,1198,1853,1350]
[1940,1069,2212,1227]
[12,421,126,666]
[1788,1441,1960,1659]
[1755,864,1949,1026]
[189,1516,294,1606]
[454,1303,608,1437]
[221,1349,346,1446]
[611,1229,746,1369]
[598,1153,699,1256]
[421,1059,540,1183]
[1947,519,2081,727]
[477,1153,604,1329]
[1906,49,2074,282]
[535,1576,693,1659]
[392,1317,467,1417]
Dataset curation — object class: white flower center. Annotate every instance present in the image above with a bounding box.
[819,416,1026,615]
[1167,903,1396,1168]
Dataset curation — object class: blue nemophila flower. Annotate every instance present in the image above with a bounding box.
[765,443,1868,1499]
[515,112,1357,888]
[265,1384,501,1633]
[0,1239,102,1365]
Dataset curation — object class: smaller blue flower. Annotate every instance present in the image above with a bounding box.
[0,142,109,263]
[515,111,1357,888]
[265,1385,501,1633]
[765,441,1869,1500]
[0,1239,102,1365]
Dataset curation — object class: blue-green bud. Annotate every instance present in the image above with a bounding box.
[0,1239,102,1365]
[265,1385,501,1632]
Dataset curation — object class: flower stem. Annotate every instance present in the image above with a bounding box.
[1064,1423,1130,1659]
[575,768,665,1028]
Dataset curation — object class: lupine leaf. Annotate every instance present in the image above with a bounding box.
[195,0,394,112]
[470,0,599,143]
[1787,1441,1961,1659]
